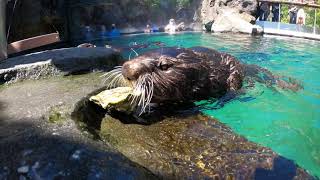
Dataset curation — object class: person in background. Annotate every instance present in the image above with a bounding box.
[296,7,306,25]
[176,22,186,31]
[100,25,108,38]
[109,24,120,37]
[84,25,93,40]
[258,2,270,21]
[289,5,298,24]
[272,3,280,22]
[165,19,177,33]
[152,24,159,32]
[144,24,152,33]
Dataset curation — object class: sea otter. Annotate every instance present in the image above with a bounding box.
[103,47,301,113]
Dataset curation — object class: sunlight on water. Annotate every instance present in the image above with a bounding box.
[95,32,320,177]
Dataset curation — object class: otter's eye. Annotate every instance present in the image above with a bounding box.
[159,62,172,71]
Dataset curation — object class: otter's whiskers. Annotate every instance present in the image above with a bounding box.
[102,67,154,116]
[130,74,154,115]
[101,67,130,89]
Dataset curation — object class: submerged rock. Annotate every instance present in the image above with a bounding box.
[99,114,313,179]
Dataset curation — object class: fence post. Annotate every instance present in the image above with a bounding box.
[0,0,7,60]
[314,9,317,34]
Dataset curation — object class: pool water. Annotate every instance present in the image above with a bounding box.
[95,32,320,177]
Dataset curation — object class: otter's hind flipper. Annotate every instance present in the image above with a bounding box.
[244,64,303,91]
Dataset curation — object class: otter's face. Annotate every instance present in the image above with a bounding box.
[103,48,210,114]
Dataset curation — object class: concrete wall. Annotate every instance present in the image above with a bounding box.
[0,0,7,60]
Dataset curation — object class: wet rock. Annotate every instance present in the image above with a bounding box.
[99,114,313,179]
[0,47,123,84]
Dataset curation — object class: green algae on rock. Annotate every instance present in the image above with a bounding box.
[47,104,72,124]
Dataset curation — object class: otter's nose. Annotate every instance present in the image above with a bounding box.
[122,59,153,81]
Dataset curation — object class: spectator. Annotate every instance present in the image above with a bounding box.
[258,2,270,21]
[272,3,280,22]
[165,19,177,33]
[100,25,108,37]
[297,8,306,25]
[289,5,298,24]
[84,25,93,40]
[152,24,159,32]
[144,24,152,33]
[109,24,120,37]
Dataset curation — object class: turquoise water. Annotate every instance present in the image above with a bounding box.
[96,32,320,177]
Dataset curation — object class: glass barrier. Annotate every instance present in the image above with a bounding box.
[256,21,320,35]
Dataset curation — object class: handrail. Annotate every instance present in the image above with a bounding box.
[7,33,60,55]
[258,0,320,8]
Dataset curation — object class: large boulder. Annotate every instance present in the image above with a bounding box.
[0,47,123,84]
[201,0,258,25]
[211,9,263,34]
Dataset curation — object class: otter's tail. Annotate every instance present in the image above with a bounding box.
[244,64,303,92]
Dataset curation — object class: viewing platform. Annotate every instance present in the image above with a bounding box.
[256,0,320,40]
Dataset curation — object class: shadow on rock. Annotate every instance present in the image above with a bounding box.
[0,100,7,125]
[0,118,158,180]
[255,156,300,180]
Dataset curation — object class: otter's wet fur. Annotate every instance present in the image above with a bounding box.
[103,47,302,114]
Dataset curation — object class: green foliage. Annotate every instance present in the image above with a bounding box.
[176,0,192,8]
[305,8,320,28]
[281,4,290,23]
[145,0,161,8]
[145,0,192,9]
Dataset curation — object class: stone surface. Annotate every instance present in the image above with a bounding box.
[0,47,123,84]
[98,115,313,179]
[0,73,157,179]
[211,9,263,34]
[72,92,315,180]
[201,0,258,25]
